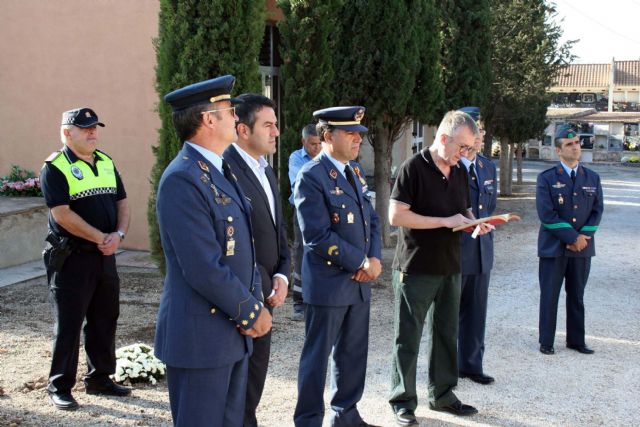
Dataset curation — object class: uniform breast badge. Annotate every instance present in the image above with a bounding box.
[70,165,84,180]
[331,212,340,224]
[331,187,344,195]
[226,225,235,256]
[347,212,355,224]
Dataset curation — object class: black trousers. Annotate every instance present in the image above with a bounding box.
[47,251,120,393]
[538,256,591,347]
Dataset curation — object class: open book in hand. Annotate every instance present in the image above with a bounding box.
[452,213,522,233]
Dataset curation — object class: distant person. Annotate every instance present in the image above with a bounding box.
[457,107,498,385]
[40,107,131,410]
[287,123,322,321]
[155,75,272,426]
[536,123,603,355]
[388,111,491,425]
[223,93,290,427]
[293,106,382,427]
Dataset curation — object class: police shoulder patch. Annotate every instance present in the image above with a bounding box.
[45,151,62,162]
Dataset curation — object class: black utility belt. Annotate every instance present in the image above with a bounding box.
[73,242,102,254]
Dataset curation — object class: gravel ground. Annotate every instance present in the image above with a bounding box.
[1,166,639,426]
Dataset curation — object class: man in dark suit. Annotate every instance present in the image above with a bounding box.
[155,75,272,427]
[536,123,603,355]
[223,93,290,427]
[457,107,497,385]
[293,106,382,427]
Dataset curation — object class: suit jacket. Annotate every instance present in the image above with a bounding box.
[154,143,263,369]
[536,163,603,258]
[223,144,290,297]
[294,152,381,306]
[461,155,497,275]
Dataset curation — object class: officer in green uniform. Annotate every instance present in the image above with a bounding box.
[40,107,131,410]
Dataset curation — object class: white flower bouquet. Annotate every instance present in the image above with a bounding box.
[112,343,166,385]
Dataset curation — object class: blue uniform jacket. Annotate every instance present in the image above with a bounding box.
[294,153,381,306]
[154,144,263,369]
[460,155,497,274]
[536,163,603,258]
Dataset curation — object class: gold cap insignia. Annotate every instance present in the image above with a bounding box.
[354,109,365,122]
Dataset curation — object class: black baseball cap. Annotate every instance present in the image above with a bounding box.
[61,107,105,128]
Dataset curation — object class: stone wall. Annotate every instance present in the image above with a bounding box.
[0,197,48,268]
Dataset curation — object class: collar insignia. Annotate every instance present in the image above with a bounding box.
[197,160,209,173]
[329,169,338,179]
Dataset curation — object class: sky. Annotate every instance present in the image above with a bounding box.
[552,0,640,63]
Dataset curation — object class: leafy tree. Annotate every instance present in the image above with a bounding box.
[277,0,341,230]
[333,0,443,246]
[484,0,574,195]
[149,0,265,271]
[439,0,492,112]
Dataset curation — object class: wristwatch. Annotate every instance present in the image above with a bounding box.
[363,257,370,271]
[117,230,126,241]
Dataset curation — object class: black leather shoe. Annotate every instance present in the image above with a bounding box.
[49,391,79,410]
[394,408,418,426]
[85,380,131,396]
[539,344,555,355]
[430,400,478,416]
[567,344,595,354]
[459,372,495,385]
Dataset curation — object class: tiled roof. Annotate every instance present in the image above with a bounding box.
[552,63,610,88]
[614,60,640,86]
[552,60,640,89]
[580,112,640,123]
[547,108,596,119]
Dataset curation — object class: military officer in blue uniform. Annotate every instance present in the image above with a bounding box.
[457,107,498,385]
[154,75,272,427]
[293,106,382,427]
[536,123,604,355]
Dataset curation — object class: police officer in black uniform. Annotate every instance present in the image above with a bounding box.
[40,107,131,410]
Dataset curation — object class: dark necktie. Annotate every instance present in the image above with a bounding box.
[344,165,358,193]
[570,169,576,183]
[469,163,477,182]
[222,159,234,182]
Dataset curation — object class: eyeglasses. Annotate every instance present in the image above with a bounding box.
[451,141,476,154]
[201,106,236,116]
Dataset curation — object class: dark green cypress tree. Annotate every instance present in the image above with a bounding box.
[277,0,341,228]
[148,0,265,271]
[333,0,443,246]
[439,0,492,112]
[485,0,574,195]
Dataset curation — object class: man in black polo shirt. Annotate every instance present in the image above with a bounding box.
[40,107,131,410]
[388,111,490,425]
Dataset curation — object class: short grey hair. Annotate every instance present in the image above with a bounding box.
[60,124,73,144]
[301,123,317,141]
[435,110,479,142]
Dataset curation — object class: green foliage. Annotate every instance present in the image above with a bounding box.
[0,165,42,197]
[439,0,492,112]
[485,0,574,143]
[277,0,341,229]
[149,0,266,272]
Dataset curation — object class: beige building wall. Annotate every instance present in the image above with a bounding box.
[0,0,160,250]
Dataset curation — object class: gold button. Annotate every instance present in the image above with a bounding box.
[327,261,332,265]
[479,204,483,209]
[574,205,578,209]
[366,238,369,242]
[227,216,233,222]
[210,308,216,314]
[341,204,346,209]
[573,192,577,196]
[572,218,577,222]
[364,220,367,226]
[254,304,259,311]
